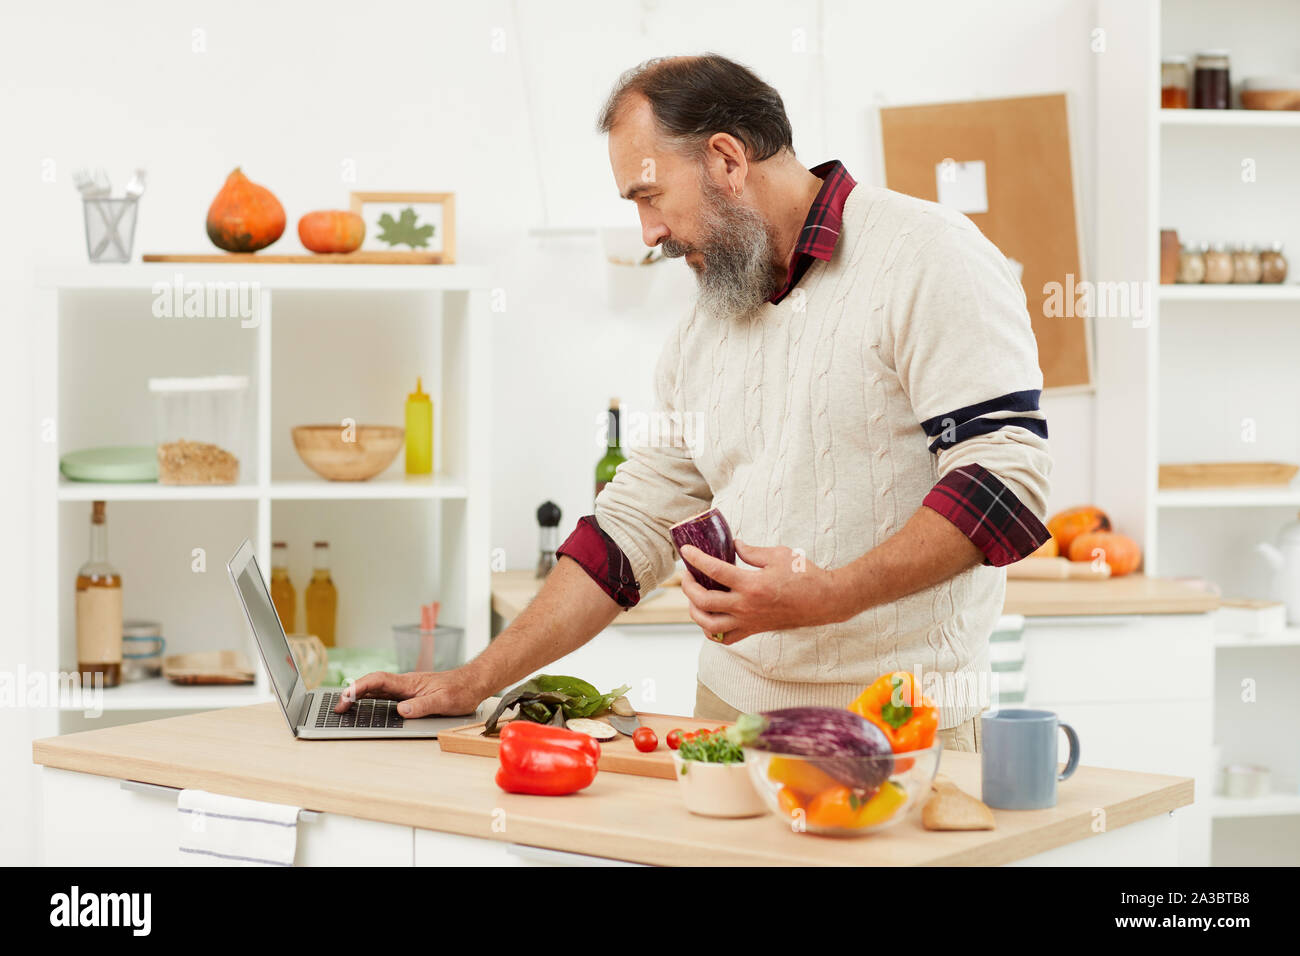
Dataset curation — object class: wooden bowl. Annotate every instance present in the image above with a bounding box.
[291,424,404,481]
[1241,89,1300,110]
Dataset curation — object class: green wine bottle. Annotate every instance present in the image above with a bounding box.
[595,398,627,501]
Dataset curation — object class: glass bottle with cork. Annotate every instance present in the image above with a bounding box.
[76,500,122,687]
[595,398,627,501]
[270,540,296,632]
[305,540,338,647]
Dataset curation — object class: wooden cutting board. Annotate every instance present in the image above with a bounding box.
[142,252,444,265]
[162,650,255,685]
[438,713,728,780]
[1158,461,1299,489]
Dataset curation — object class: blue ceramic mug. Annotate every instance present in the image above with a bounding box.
[980,708,1080,810]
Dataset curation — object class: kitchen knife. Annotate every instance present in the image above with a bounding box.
[605,713,641,736]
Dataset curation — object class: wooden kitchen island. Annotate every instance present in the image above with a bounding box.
[34,703,1192,867]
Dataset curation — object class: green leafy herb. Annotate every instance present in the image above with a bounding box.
[483,675,630,735]
[676,729,744,765]
[376,207,435,248]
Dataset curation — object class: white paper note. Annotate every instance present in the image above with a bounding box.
[935,159,988,215]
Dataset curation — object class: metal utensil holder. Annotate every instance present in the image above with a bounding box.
[83,197,139,263]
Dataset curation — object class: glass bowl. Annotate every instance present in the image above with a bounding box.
[744,742,943,836]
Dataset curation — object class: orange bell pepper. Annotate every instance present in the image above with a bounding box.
[806,781,907,829]
[776,786,805,819]
[848,671,939,753]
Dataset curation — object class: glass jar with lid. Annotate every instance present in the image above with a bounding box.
[1176,243,1205,283]
[1260,243,1288,284]
[1193,50,1231,109]
[1203,243,1233,284]
[1161,57,1190,108]
[1232,245,1262,284]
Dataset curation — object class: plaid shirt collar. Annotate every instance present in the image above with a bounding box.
[768,159,858,304]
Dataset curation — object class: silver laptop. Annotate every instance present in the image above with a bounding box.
[227,539,473,739]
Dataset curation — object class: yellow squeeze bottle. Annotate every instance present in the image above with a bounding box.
[406,377,433,474]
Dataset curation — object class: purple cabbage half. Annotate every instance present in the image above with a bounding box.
[671,508,736,591]
[729,707,895,793]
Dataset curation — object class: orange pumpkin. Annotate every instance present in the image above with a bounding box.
[298,210,365,254]
[1068,531,1141,576]
[206,168,285,252]
[1046,506,1111,554]
[1028,536,1058,558]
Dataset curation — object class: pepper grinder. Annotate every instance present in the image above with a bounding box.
[536,501,562,579]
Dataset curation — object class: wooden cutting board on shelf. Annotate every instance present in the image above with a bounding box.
[1158,461,1299,489]
[438,713,727,780]
[142,252,444,265]
[162,650,254,685]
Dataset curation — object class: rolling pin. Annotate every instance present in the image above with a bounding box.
[1005,557,1111,580]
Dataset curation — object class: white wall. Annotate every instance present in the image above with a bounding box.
[0,0,1101,864]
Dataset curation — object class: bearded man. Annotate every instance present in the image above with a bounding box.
[339,54,1052,753]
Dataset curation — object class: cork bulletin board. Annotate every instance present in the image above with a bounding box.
[879,93,1092,392]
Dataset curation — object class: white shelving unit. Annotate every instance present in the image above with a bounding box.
[1097,0,1300,864]
[1160,107,1300,129]
[1211,792,1300,819]
[31,261,492,736]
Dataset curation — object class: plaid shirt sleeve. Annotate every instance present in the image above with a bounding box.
[555,515,641,608]
[922,463,1051,566]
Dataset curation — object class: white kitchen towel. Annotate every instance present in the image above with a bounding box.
[177,789,300,866]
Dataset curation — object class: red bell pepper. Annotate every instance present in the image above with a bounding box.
[495,722,600,796]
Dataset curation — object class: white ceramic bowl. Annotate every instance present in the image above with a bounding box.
[671,752,768,818]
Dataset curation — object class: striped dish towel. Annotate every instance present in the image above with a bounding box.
[178,789,300,866]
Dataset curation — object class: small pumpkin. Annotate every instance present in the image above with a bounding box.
[298,210,366,254]
[1046,505,1111,555]
[1068,531,1141,576]
[206,167,286,252]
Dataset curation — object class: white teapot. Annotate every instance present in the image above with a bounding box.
[1256,512,1300,624]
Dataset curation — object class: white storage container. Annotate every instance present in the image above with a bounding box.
[148,375,249,485]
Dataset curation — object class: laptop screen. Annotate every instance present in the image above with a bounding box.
[232,549,300,712]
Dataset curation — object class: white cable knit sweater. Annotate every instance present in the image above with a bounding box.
[595,185,1052,728]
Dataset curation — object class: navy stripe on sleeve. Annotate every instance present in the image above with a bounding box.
[919,389,1047,452]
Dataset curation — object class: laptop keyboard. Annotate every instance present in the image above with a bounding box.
[314,692,405,730]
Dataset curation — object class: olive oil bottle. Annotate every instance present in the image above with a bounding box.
[304,540,338,647]
[270,541,296,633]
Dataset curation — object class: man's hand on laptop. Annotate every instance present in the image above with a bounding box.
[334,667,485,718]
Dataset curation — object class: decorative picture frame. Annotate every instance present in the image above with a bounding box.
[349,191,456,264]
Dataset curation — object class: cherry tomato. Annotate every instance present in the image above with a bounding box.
[666,729,683,750]
[633,727,658,753]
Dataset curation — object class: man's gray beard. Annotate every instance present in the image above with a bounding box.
[662,178,778,320]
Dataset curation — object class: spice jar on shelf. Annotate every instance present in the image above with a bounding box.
[1260,243,1288,285]
[148,375,248,485]
[1232,245,1262,284]
[1193,50,1231,109]
[1176,243,1206,284]
[1203,243,1233,284]
[1161,56,1190,108]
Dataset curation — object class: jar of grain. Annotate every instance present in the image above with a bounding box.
[1176,243,1205,283]
[1260,243,1288,284]
[1232,245,1262,284]
[148,376,248,485]
[1203,243,1233,284]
